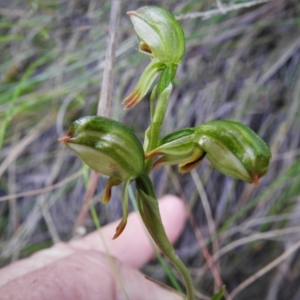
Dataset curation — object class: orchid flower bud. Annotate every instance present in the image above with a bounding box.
[59,116,145,238]
[59,116,144,182]
[196,120,271,185]
[123,6,185,109]
[146,120,271,186]
[128,6,185,64]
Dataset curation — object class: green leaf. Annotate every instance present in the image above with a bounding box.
[211,286,225,300]
[0,35,23,42]
[135,173,195,300]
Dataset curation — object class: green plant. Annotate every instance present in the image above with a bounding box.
[59,5,271,300]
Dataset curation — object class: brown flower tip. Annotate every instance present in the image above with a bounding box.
[145,149,162,159]
[152,157,167,170]
[179,157,204,174]
[126,11,137,16]
[251,174,260,187]
[122,90,141,110]
[112,221,127,239]
[58,136,71,143]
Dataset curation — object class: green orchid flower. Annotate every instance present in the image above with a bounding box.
[146,120,271,185]
[123,5,185,109]
[59,116,144,238]
[127,5,185,63]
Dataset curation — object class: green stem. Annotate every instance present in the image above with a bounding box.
[128,185,183,292]
[136,174,195,300]
[144,64,178,173]
[157,64,177,96]
[150,85,157,121]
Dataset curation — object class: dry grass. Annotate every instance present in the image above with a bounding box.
[1,0,300,299]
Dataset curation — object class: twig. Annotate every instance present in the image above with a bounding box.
[0,115,52,178]
[229,239,300,299]
[40,196,61,244]
[176,0,271,20]
[213,226,300,263]
[0,170,82,202]
[38,154,70,245]
[97,0,121,117]
[72,171,99,234]
[266,197,300,300]
[258,36,300,85]
[265,244,295,300]
[215,0,226,14]
[8,157,18,246]
[196,225,300,286]
[0,8,26,17]
[73,0,121,234]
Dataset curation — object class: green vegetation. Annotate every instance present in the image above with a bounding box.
[1,1,300,299]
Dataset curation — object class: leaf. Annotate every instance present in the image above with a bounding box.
[135,173,195,300]
[113,179,130,239]
[211,286,225,300]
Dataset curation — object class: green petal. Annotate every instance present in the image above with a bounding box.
[122,61,165,109]
[113,179,130,239]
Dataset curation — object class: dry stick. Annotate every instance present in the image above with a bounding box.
[265,244,295,300]
[229,239,300,299]
[212,226,300,263]
[0,8,25,16]
[196,226,300,280]
[195,225,300,280]
[87,5,128,298]
[97,2,120,117]
[176,0,271,20]
[73,0,121,234]
[38,157,65,245]
[266,198,300,300]
[0,115,52,178]
[73,171,99,233]
[215,0,226,14]
[0,170,82,202]
[8,156,18,239]
[258,36,300,85]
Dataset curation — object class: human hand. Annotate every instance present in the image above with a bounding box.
[0,195,186,300]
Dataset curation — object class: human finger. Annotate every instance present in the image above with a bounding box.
[70,194,186,268]
[0,250,184,300]
[0,195,185,287]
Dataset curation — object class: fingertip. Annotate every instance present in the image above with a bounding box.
[70,195,186,269]
[157,195,186,244]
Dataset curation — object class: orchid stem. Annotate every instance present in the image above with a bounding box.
[136,174,195,300]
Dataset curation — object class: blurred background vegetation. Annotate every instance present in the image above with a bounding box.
[1,0,300,299]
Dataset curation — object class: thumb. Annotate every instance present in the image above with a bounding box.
[0,250,184,300]
[106,252,185,300]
